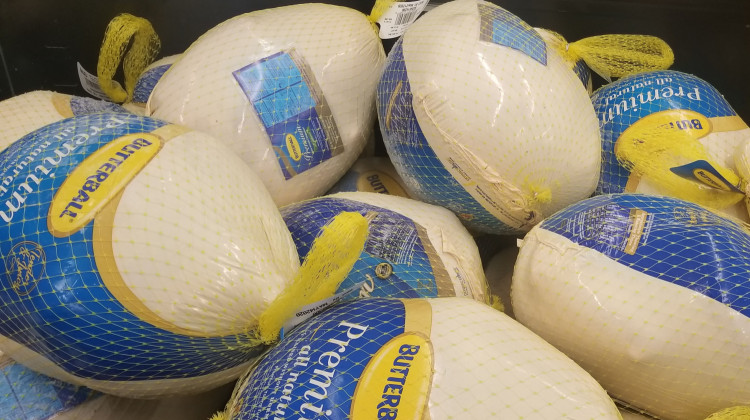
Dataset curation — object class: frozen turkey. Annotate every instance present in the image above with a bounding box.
[0,113,299,397]
[377,0,601,234]
[148,4,385,206]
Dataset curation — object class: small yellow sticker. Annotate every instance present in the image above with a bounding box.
[47,132,162,237]
[285,133,302,161]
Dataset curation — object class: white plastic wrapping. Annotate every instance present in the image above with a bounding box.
[281,191,487,302]
[513,193,750,419]
[222,297,621,419]
[0,91,128,151]
[148,4,385,206]
[377,0,601,234]
[0,113,299,397]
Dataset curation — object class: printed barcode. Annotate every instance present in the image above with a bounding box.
[395,8,420,26]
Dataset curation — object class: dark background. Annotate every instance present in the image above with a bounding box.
[1,0,749,119]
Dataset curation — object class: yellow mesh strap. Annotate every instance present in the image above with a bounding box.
[253,211,369,345]
[545,31,674,81]
[489,294,505,312]
[616,125,745,210]
[704,406,750,420]
[97,14,161,103]
[367,0,397,33]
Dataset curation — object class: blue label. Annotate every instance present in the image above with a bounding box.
[234,298,406,419]
[591,70,738,194]
[69,97,128,116]
[572,59,592,90]
[0,113,264,381]
[541,194,750,317]
[234,50,342,179]
[377,39,516,234]
[669,160,744,193]
[0,360,96,420]
[281,197,453,299]
[132,64,171,103]
[326,170,360,195]
[478,3,547,66]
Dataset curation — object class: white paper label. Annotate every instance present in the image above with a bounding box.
[377,0,430,39]
[76,62,111,101]
[280,281,365,339]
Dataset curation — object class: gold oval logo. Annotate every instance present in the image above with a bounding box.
[357,170,409,198]
[47,132,163,237]
[285,133,302,162]
[350,332,433,419]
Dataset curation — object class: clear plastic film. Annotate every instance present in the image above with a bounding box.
[0,91,128,151]
[97,13,161,103]
[377,0,601,235]
[513,193,750,420]
[280,191,488,303]
[147,4,386,207]
[592,70,750,222]
[213,297,621,419]
[0,112,353,398]
[326,156,411,197]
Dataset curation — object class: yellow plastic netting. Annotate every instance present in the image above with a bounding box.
[97,14,161,103]
[251,211,369,345]
[367,0,397,33]
[543,30,674,81]
[615,123,745,210]
[705,406,750,420]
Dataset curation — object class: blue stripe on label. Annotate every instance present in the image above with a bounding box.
[281,197,438,298]
[133,64,171,103]
[69,97,128,116]
[0,114,264,381]
[540,194,750,317]
[377,39,516,234]
[235,298,405,420]
[591,70,738,194]
[478,3,547,66]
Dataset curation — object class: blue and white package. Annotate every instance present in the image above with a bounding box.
[0,91,129,151]
[377,0,601,235]
[592,70,750,221]
[149,4,385,206]
[132,54,180,105]
[281,192,487,302]
[513,193,750,420]
[218,297,621,419]
[0,113,299,397]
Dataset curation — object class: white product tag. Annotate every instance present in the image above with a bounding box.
[377,0,430,39]
[280,281,365,339]
[76,62,111,101]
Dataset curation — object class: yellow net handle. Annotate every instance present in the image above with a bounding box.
[366,0,397,34]
[97,14,161,103]
[616,124,745,210]
[252,211,369,346]
[704,406,750,419]
[543,30,674,81]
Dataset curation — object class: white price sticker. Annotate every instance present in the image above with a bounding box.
[377,0,430,39]
[76,62,111,101]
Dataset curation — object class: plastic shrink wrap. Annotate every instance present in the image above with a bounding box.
[0,91,128,151]
[592,70,750,222]
[281,191,487,302]
[148,4,386,206]
[216,297,622,419]
[0,112,299,397]
[513,193,750,419]
[377,0,601,235]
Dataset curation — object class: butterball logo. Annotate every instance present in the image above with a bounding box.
[5,241,46,296]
